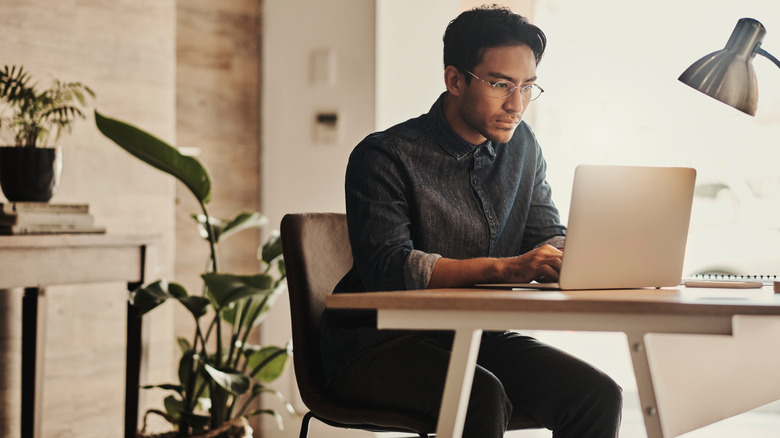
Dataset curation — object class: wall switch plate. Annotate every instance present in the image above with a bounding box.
[313,112,338,144]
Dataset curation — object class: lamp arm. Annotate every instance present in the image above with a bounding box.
[757,47,780,70]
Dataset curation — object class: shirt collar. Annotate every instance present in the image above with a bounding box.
[428,92,496,160]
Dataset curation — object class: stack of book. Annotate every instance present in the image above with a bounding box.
[0,202,106,235]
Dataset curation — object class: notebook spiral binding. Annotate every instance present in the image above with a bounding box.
[689,273,778,285]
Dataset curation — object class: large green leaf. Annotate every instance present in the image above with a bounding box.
[129,280,187,316]
[201,273,275,310]
[191,214,227,242]
[246,344,291,383]
[260,230,283,265]
[178,350,195,393]
[141,383,183,396]
[178,296,211,320]
[245,408,284,430]
[128,280,208,320]
[192,211,268,243]
[221,282,284,328]
[249,385,297,416]
[203,364,251,395]
[163,395,184,420]
[94,110,212,204]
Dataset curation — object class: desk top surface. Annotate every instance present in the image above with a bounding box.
[326,286,780,316]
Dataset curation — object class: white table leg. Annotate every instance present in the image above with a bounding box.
[435,328,483,438]
[644,314,780,437]
[626,332,664,438]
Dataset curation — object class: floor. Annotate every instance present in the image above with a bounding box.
[507,393,780,437]
[373,330,780,438]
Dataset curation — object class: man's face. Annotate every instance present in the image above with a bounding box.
[456,44,537,144]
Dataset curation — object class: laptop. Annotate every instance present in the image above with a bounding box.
[476,164,697,290]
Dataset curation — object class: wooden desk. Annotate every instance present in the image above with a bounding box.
[327,286,780,437]
[0,234,157,438]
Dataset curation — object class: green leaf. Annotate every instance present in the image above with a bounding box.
[221,285,279,328]
[203,364,251,395]
[179,296,211,319]
[252,385,297,416]
[220,212,268,241]
[128,280,208,320]
[201,273,275,309]
[244,409,284,430]
[167,283,188,298]
[191,211,268,244]
[141,383,184,395]
[178,350,195,391]
[163,395,184,420]
[94,110,212,204]
[190,214,226,241]
[246,344,290,383]
[261,230,283,265]
[129,280,176,315]
[176,337,191,355]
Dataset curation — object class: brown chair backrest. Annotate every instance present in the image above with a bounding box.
[280,213,353,407]
[280,212,540,433]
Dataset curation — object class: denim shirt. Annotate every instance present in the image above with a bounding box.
[320,93,566,382]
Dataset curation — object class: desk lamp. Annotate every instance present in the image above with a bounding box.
[679,18,780,292]
[679,18,780,115]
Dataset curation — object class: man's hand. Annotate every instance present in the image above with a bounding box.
[499,244,563,283]
[428,244,563,288]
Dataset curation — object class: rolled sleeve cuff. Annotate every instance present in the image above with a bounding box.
[537,235,565,250]
[404,250,442,290]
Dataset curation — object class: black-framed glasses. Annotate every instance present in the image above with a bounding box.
[464,70,544,101]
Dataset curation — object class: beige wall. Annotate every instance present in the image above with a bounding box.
[260,1,376,436]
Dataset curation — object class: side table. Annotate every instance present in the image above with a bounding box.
[0,234,158,438]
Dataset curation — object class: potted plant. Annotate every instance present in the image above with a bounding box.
[94,110,293,438]
[0,65,94,202]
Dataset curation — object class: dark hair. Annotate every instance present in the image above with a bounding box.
[443,4,546,76]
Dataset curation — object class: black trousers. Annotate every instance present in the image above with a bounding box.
[329,331,623,438]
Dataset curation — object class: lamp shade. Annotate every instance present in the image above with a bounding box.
[678,18,765,116]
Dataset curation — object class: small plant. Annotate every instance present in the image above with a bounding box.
[95,111,293,437]
[0,65,94,147]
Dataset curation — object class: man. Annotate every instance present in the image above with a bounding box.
[321,5,622,437]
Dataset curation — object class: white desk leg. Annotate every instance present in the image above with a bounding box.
[436,328,483,438]
[644,315,780,437]
[626,332,664,438]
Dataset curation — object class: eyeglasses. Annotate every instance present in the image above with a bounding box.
[464,70,544,101]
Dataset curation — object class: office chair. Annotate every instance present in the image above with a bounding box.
[280,212,541,437]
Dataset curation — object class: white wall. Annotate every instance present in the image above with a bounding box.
[261,1,780,436]
[533,0,780,277]
[376,0,536,130]
[375,0,460,130]
[261,1,376,436]
[262,0,376,231]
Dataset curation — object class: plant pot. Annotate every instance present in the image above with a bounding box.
[0,146,62,202]
[136,416,253,438]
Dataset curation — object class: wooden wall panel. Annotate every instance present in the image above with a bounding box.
[174,0,264,433]
[175,0,262,298]
[0,0,264,435]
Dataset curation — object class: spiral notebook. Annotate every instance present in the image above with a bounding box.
[476,165,697,290]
